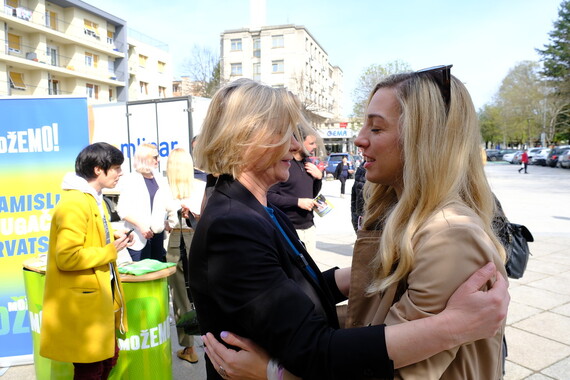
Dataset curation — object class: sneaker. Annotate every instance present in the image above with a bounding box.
[177,347,199,363]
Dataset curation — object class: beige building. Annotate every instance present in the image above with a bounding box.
[0,0,128,102]
[127,28,173,101]
[1,0,172,104]
[220,24,343,122]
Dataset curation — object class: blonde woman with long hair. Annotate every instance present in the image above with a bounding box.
[164,148,205,364]
[346,65,508,379]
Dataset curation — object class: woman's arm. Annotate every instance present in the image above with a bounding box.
[385,262,508,368]
[202,262,508,376]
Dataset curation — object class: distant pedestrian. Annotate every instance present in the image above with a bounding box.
[334,156,354,198]
[518,151,529,174]
[350,165,366,231]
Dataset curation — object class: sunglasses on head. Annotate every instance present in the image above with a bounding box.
[415,65,453,110]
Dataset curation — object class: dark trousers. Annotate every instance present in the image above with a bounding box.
[518,163,528,173]
[73,342,119,380]
[128,231,166,262]
[339,176,347,194]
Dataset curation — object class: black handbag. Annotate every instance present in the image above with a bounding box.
[503,223,534,279]
[174,212,201,335]
[493,197,534,279]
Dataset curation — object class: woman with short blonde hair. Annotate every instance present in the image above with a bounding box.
[194,78,307,179]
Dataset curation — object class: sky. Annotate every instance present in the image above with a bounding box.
[90,0,563,117]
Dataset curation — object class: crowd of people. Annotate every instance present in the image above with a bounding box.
[40,66,511,380]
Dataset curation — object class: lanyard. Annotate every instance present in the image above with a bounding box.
[265,207,318,282]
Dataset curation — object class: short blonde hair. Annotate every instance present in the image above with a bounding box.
[166,148,195,200]
[133,143,158,174]
[194,79,309,178]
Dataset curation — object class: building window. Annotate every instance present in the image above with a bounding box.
[47,45,58,66]
[253,62,261,81]
[85,52,99,68]
[9,72,26,90]
[272,60,284,73]
[6,0,18,8]
[230,38,242,51]
[107,31,114,45]
[45,10,57,30]
[86,83,99,99]
[140,81,148,95]
[231,63,242,76]
[7,33,21,53]
[48,78,59,95]
[139,54,148,68]
[253,37,261,58]
[108,58,115,75]
[159,86,166,98]
[84,19,100,39]
[158,61,165,73]
[272,35,284,48]
[109,88,113,102]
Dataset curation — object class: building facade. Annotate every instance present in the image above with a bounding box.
[220,24,343,123]
[1,0,172,104]
[127,28,172,101]
[0,0,128,102]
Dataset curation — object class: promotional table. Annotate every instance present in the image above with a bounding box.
[23,258,176,380]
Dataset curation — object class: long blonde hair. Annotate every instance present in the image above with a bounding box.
[194,78,309,179]
[364,72,506,293]
[166,148,194,200]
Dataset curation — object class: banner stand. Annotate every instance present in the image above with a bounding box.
[22,260,175,379]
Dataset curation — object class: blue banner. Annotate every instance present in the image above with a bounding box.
[0,97,89,365]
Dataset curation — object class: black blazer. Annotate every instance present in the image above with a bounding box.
[189,175,393,380]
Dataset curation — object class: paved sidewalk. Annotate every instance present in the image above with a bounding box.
[3,164,569,379]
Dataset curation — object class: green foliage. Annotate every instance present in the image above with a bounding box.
[351,60,412,119]
[537,0,570,91]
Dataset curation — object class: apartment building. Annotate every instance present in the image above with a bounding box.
[127,28,173,100]
[0,0,128,102]
[220,24,343,122]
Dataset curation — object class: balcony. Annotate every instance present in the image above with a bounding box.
[0,4,125,57]
[2,41,126,85]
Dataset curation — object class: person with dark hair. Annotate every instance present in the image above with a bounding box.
[334,156,354,198]
[40,142,133,379]
[268,128,323,255]
[350,165,367,232]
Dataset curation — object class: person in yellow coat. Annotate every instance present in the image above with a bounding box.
[40,142,132,380]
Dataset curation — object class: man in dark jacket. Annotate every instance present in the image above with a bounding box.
[268,131,322,255]
[350,165,366,231]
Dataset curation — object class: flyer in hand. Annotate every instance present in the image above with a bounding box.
[314,194,334,217]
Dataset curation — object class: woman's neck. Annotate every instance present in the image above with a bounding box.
[238,172,268,206]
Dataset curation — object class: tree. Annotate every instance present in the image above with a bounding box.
[479,104,503,147]
[351,60,412,119]
[183,45,222,97]
[495,61,546,146]
[537,0,570,143]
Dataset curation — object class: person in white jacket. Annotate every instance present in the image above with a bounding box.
[117,143,172,261]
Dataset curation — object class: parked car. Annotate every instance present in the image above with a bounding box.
[511,151,524,165]
[532,148,551,166]
[486,149,501,161]
[527,147,543,164]
[325,153,355,175]
[307,156,326,174]
[559,150,570,168]
[503,151,522,164]
[546,146,570,167]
